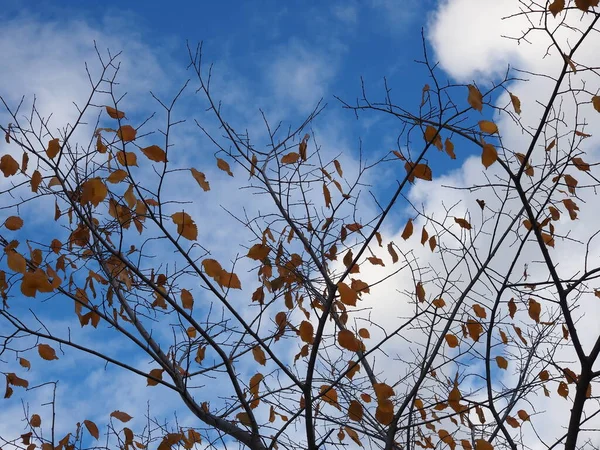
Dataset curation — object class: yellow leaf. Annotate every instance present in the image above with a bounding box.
[111,411,133,422]
[481,144,497,168]
[38,343,58,360]
[141,145,167,163]
[468,84,483,112]
[117,125,136,142]
[4,216,23,231]
[281,152,300,164]
[171,212,198,241]
[106,106,126,119]
[191,168,210,191]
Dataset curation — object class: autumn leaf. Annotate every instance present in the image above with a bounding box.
[110,411,133,422]
[387,242,399,263]
[416,282,425,302]
[479,120,498,134]
[83,420,99,439]
[141,145,167,163]
[454,217,472,230]
[445,334,459,348]
[593,96,600,113]
[401,218,413,240]
[38,344,58,360]
[338,330,361,352]
[116,151,138,166]
[509,92,521,114]
[496,356,508,369]
[191,168,210,191]
[481,144,498,168]
[1,154,19,176]
[147,368,164,386]
[216,158,233,176]
[348,400,363,421]
[338,282,358,306]
[4,216,23,231]
[252,346,267,365]
[299,320,314,344]
[320,385,339,408]
[117,125,137,142]
[468,84,483,111]
[171,212,198,241]
[106,106,125,119]
[281,152,300,165]
[466,320,483,342]
[528,299,541,323]
[46,138,60,159]
[29,414,41,427]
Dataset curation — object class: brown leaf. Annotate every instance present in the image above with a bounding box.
[252,346,267,365]
[299,320,314,344]
[216,158,233,176]
[189,168,210,191]
[557,381,569,398]
[445,138,456,159]
[247,243,271,261]
[107,169,128,184]
[38,344,58,360]
[338,282,358,307]
[496,356,508,369]
[46,138,60,159]
[401,218,413,240]
[467,84,483,112]
[29,414,41,427]
[0,154,19,176]
[348,400,364,422]
[141,145,167,163]
[472,304,487,319]
[80,178,108,207]
[475,440,493,450]
[116,151,138,166]
[147,368,164,386]
[320,385,339,408]
[445,334,459,348]
[323,183,332,208]
[171,212,198,241]
[111,411,133,422]
[31,170,42,192]
[454,217,472,230]
[416,282,426,302]
[429,235,437,252]
[106,106,125,119]
[387,242,399,263]
[466,320,483,342]
[281,152,300,165]
[509,92,521,114]
[334,159,343,177]
[4,216,23,231]
[572,157,590,171]
[338,330,360,352]
[528,298,541,323]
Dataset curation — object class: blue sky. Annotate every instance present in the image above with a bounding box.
[2,1,600,449]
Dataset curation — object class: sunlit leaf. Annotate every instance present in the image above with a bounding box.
[116,151,138,166]
[107,169,128,184]
[252,346,267,365]
[299,320,314,344]
[320,385,339,408]
[478,121,498,134]
[338,330,360,352]
[338,282,358,306]
[171,212,198,241]
[445,138,456,159]
[216,158,233,176]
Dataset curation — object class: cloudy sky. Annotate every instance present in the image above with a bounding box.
[1,1,599,450]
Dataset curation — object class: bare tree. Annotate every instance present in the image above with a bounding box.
[1,2,600,450]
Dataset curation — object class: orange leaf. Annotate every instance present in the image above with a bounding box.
[141,145,167,163]
[116,151,138,166]
[338,330,360,352]
[472,304,487,318]
[191,168,210,191]
[247,243,271,261]
[117,125,136,142]
[323,183,332,208]
[80,178,108,207]
[445,334,459,348]
[107,169,128,184]
[281,152,300,164]
[106,106,125,119]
